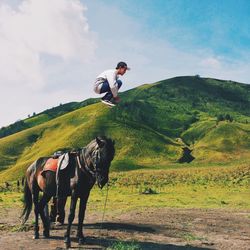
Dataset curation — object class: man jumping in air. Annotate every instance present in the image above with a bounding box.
[93,61,130,106]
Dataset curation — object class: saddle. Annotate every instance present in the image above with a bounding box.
[41,153,70,177]
[41,151,79,198]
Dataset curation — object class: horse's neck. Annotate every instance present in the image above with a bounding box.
[80,147,97,175]
[83,144,97,167]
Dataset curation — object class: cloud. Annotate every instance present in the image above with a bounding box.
[200,57,221,69]
[0,0,95,87]
[84,1,250,86]
[0,0,96,127]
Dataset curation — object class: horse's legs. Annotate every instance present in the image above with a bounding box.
[49,197,57,222]
[64,193,78,248]
[31,181,39,239]
[49,197,67,225]
[32,185,40,239]
[77,192,90,245]
[38,193,52,238]
[57,197,67,224]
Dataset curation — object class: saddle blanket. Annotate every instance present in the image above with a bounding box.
[43,158,58,172]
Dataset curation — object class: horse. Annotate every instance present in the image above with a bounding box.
[21,136,115,247]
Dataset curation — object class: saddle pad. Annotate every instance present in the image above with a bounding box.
[43,158,59,172]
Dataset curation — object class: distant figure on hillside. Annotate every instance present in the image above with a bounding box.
[93,61,130,107]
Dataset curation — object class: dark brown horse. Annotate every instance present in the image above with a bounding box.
[21,136,115,248]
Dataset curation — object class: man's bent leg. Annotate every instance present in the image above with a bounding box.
[100,81,113,101]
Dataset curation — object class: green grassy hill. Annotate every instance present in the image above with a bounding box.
[0,98,98,138]
[0,76,249,182]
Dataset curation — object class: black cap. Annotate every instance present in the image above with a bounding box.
[116,61,130,70]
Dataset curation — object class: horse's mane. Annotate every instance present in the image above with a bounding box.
[102,136,115,161]
[86,136,115,162]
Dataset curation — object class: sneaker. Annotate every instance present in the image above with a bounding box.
[101,99,116,106]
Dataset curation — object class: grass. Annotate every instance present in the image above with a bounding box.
[0,103,110,181]
[0,76,249,250]
[0,184,249,216]
[0,191,23,209]
[1,161,249,211]
[107,241,141,250]
[0,76,249,183]
[0,224,33,232]
[0,77,250,189]
[179,232,206,242]
[109,163,250,186]
[87,184,250,212]
[87,164,250,211]
[1,162,250,211]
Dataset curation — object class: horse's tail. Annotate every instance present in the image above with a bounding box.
[21,178,32,224]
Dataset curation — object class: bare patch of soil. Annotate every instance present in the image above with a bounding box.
[0,207,249,249]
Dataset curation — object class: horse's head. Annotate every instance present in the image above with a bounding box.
[86,136,115,189]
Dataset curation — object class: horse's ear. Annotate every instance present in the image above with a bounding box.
[96,137,105,148]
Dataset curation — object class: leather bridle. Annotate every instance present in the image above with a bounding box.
[76,147,97,183]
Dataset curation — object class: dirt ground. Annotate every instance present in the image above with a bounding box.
[0,207,249,250]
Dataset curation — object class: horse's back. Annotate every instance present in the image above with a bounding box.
[27,157,48,174]
[26,157,54,193]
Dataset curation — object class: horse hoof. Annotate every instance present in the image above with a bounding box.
[78,237,85,245]
[43,230,50,238]
[65,241,71,249]
[64,237,71,249]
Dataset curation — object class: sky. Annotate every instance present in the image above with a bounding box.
[0,0,250,128]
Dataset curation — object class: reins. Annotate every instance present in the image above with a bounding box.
[101,182,109,223]
[98,181,109,240]
[76,148,96,182]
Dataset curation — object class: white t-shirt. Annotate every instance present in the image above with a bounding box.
[94,69,120,97]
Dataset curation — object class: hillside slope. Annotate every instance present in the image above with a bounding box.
[0,76,249,182]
